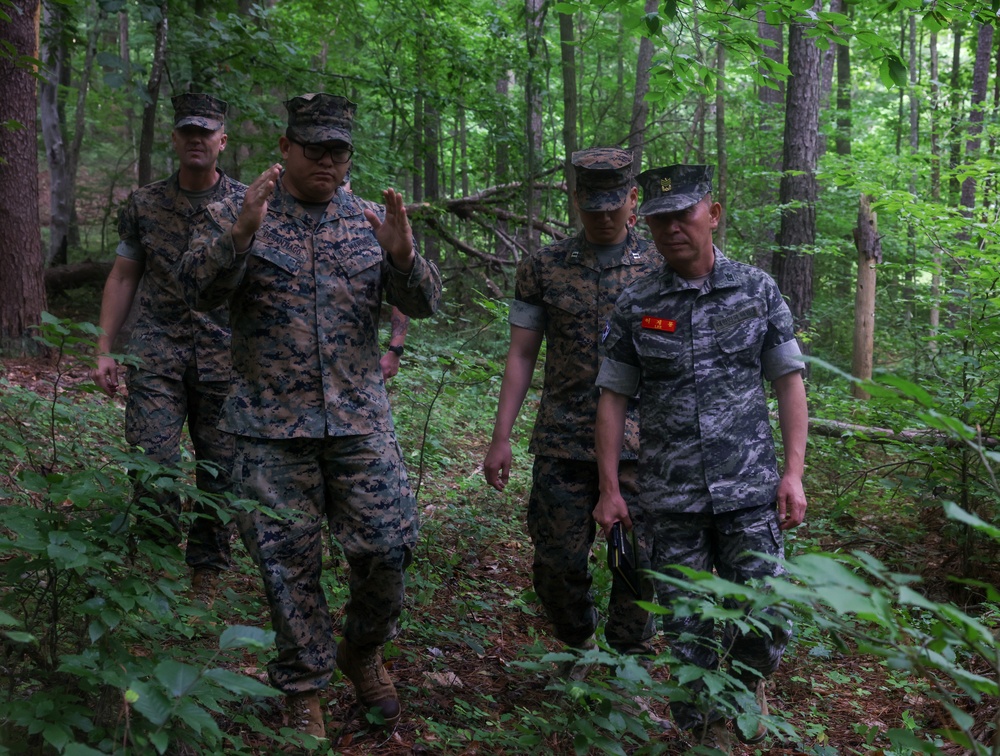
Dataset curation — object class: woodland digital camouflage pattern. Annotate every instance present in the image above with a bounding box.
[233,433,417,692]
[117,170,245,567]
[117,172,244,382]
[182,181,441,438]
[181,175,441,695]
[635,503,792,730]
[171,92,227,131]
[528,457,654,650]
[572,147,633,212]
[597,249,804,514]
[510,221,660,652]
[512,228,658,461]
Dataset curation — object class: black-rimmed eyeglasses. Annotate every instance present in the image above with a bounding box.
[292,140,353,164]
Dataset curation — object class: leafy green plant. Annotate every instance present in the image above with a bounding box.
[0,315,285,755]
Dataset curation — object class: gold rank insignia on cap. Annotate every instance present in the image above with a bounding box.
[661,177,672,193]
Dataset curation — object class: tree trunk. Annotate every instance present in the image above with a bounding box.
[628,0,658,171]
[947,28,963,203]
[0,0,47,347]
[524,0,545,253]
[959,23,994,217]
[137,2,168,187]
[851,195,881,400]
[834,1,851,157]
[715,43,726,252]
[559,11,579,231]
[903,14,919,321]
[39,0,70,267]
[773,2,821,339]
[755,9,783,271]
[423,101,441,265]
[929,31,940,344]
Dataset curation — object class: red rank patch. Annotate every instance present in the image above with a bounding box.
[641,316,677,333]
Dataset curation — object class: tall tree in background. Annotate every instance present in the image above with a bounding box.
[559,10,579,231]
[628,0,658,172]
[137,2,168,187]
[0,0,47,345]
[715,43,727,251]
[773,2,821,336]
[39,0,101,267]
[754,9,783,270]
[523,0,545,253]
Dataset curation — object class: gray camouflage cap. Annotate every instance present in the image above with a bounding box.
[172,93,227,131]
[637,164,714,216]
[572,147,633,212]
[285,93,356,146]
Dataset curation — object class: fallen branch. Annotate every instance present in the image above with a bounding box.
[809,417,1000,448]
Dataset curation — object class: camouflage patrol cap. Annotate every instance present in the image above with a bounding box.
[637,164,714,216]
[572,147,633,212]
[285,93,357,146]
[172,93,227,131]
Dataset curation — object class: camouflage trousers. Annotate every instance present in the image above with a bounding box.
[636,501,792,730]
[232,432,418,695]
[125,366,234,570]
[528,456,655,652]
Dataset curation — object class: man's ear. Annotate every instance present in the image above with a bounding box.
[708,201,722,229]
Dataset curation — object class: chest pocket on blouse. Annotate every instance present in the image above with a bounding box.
[636,330,687,379]
[543,288,588,317]
[713,303,766,364]
[252,243,303,276]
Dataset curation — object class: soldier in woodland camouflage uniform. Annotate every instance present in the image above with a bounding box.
[594,165,809,752]
[93,94,244,601]
[180,93,441,740]
[484,148,660,662]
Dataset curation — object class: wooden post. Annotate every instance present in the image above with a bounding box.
[851,193,882,400]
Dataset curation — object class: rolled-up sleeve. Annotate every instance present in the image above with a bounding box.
[596,357,640,396]
[509,299,545,330]
[762,339,804,382]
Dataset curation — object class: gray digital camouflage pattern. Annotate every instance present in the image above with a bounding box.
[180,176,441,695]
[511,227,660,651]
[513,227,659,461]
[635,503,791,730]
[118,170,245,567]
[597,247,803,729]
[597,249,804,514]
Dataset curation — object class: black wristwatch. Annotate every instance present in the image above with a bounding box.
[387,345,405,356]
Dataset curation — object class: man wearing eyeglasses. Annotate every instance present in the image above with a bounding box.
[181,93,442,741]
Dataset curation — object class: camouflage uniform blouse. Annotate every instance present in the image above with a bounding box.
[596,249,804,513]
[510,227,660,461]
[117,171,246,381]
[181,180,442,439]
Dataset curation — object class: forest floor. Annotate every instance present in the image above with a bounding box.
[4,291,998,754]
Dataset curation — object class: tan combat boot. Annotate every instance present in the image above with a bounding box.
[190,568,220,609]
[697,718,732,754]
[336,640,400,727]
[285,691,326,739]
[735,678,768,744]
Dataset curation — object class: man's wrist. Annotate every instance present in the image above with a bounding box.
[387,344,404,356]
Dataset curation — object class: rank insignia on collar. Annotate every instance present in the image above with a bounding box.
[641,316,676,333]
[660,178,672,193]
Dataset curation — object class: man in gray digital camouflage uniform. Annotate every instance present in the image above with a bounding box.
[484,148,660,666]
[93,93,244,603]
[594,165,808,752]
[180,93,442,740]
